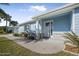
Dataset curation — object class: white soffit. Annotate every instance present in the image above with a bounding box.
[32,3,79,19]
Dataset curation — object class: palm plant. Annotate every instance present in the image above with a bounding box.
[64,31,79,53]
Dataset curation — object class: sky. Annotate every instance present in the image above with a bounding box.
[0,3,67,26]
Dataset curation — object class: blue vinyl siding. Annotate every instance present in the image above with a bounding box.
[74,7,79,35]
[41,12,72,35]
[53,13,71,32]
[30,23,36,32]
[24,23,36,33]
[18,26,24,33]
[40,12,72,37]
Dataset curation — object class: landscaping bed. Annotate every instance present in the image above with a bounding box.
[64,43,79,54]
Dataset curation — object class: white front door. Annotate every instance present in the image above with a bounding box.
[44,21,52,37]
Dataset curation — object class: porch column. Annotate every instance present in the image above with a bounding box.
[40,20,43,38]
[71,10,75,32]
[36,20,39,39]
[36,19,43,39]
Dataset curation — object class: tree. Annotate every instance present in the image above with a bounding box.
[0,3,10,33]
[0,8,7,21]
[10,21,18,26]
[4,14,11,32]
[0,3,10,21]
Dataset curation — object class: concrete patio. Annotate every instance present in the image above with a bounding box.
[0,34,65,54]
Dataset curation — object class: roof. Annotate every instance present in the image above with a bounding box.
[32,3,79,19]
[19,3,79,26]
[19,19,36,26]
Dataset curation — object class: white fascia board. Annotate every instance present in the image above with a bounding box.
[32,3,79,19]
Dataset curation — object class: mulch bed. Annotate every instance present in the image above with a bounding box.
[64,44,79,54]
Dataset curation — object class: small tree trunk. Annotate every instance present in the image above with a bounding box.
[9,21,11,26]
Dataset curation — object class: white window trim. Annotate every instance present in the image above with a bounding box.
[53,31,71,33]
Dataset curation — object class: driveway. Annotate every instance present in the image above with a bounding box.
[0,34,65,54]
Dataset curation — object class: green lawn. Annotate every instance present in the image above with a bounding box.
[0,33,9,35]
[0,37,75,56]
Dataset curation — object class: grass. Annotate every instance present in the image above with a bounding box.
[0,33,9,35]
[0,37,75,56]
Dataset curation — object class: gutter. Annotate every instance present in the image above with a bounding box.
[32,3,78,19]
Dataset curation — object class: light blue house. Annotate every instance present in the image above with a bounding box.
[14,3,79,39]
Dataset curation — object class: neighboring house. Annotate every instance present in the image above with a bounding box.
[7,26,14,33]
[0,26,14,33]
[14,3,79,39]
[14,20,36,33]
[0,20,9,26]
[0,20,13,33]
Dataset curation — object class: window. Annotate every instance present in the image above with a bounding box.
[45,22,50,26]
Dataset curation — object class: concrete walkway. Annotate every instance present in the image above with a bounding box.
[0,34,65,54]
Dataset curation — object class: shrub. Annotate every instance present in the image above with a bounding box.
[21,32,28,37]
[64,31,79,53]
[0,28,6,34]
[7,30,13,33]
[27,34,35,40]
[13,33,21,37]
